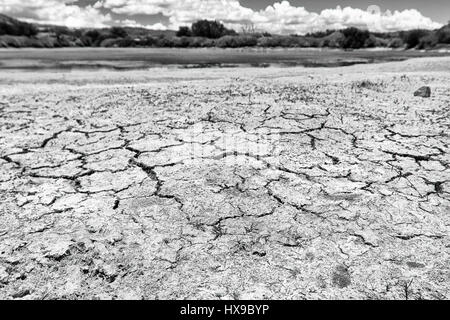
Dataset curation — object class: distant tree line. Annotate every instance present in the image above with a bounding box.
[1,15,450,50]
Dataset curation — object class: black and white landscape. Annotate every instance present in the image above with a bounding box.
[0,1,449,301]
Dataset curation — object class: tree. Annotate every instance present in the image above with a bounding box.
[85,29,100,41]
[436,24,450,44]
[341,27,370,49]
[176,26,191,37]
[402,29,430,48]
[110,26,128,38]
[191,20,233,39]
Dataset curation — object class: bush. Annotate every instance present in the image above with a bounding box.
[0,35,23,47]
[140,36,156,46]
[171,36,191,48]
[318,31,346,48]
[99,38,118,47]
[307,38,320,47]
[418,34,439,49]
[155,36,176,47]
[257,35,310,48]
[364,35,377,47]
[77,36,93,46]
[388,37,404,48]
[257,36,281,47]
[0,35,61,48]
[216,35,258,48]
[115,36,136,47]
[55,34,73,47]
[184,36,204,47]
[186,37,215,47]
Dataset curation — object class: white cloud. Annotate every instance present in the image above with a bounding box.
[145,22,167,30]
[316,6,442,33]
[96,0,442,33]
[1,0,443,33]
[0,0,111,28]
[119,19,167,30]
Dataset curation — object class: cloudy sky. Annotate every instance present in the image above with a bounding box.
[0,0,447,34]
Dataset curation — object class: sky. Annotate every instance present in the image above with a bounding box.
[0,0,448,34]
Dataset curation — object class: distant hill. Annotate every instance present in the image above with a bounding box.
[0,13,19,24]
[0,13,38,36]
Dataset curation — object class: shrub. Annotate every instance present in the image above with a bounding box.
[115,36,136,47]
[388,37,404,48]
[185,36,204,47]
[417,34,439,49]
[77,36,93,46]
[364,35,377,47]
[257,36,281,47]
[257,35,310,48]
[0,35,23,47]
[155,36,175,47]
[55,34,73,47]
[171,36,192,48]
[318,31,346,48]
[99,38,118,47]
[216,35,258,48]
[293,37,311,47]
[185,37,215,47]
[307,38,320,47]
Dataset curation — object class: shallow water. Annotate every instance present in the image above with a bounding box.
[0,47,449,71]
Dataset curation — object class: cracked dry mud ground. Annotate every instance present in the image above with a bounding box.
[0,57,449,300]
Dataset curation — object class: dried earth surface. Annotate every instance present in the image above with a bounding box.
[0,57,449,299]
